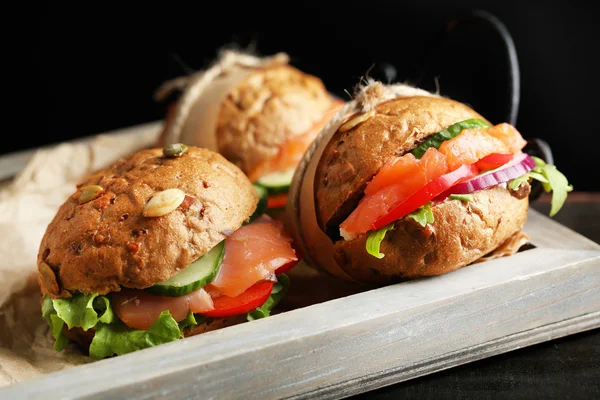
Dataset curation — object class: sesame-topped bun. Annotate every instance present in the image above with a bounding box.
[287,81,533,284]
[37,146,257,298]
[157,50,341,182]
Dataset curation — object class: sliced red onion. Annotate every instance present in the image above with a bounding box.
[446,152,535,195]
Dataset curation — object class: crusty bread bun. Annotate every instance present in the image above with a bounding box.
[216,64,338,181]
[287,81,530,284]
[333,184,529,283]
[37,147,257,298]
[315,95,488,237]
[157,51,340,181]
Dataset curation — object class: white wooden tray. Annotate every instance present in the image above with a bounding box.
[1,125,598,399]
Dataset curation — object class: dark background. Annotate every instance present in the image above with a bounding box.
[12,2,600,398]
[16,0,599,193]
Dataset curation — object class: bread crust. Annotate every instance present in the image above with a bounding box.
[314,96,487,235]
[38,147,257,298]
[216,65,334,180]
[333,184,529,284]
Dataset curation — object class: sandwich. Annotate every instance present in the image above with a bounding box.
[287,81,571,283]
[156,50,343,218]
[38,145,298,359]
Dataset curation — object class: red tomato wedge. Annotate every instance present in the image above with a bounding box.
[112,288,214,330]
[274,260,298,275]
[372,164,479,230]
[475,152,514,171]
[439,123,526,171]
[275,239,303,274]
[205,216,297,298]
[340,148,448,239]
[200,281,274,318]
[267,194,288,209]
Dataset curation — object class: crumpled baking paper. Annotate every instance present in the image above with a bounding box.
[0,123,364,388]
[0,125,160,387]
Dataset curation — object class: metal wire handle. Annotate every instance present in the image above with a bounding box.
[373,10,551,200]
[448,10,521,126]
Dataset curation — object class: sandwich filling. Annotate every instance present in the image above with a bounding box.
[253,100,344,217]
[42,213,297,359]
[336,119,572,258]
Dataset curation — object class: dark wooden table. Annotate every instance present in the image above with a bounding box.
[355,193,600,399]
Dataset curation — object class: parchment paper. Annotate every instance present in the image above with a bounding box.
[0,127,161,387]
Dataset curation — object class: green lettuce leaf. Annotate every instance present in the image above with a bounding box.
[365,203,435,259]
[509,156,573,217]
[43,272,293,359]
[42,294,114,351]
[42,297,68,351]
[247,274,290,321]
[366,223,395,259]
[89,311,182,359]
[178,311,206,331]
[411,119,490,158]
[407,202,434,227]
[449,194,473,202]
[50,293,115,330]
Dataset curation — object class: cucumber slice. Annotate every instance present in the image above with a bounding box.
[146,241,225,297]
[247,184,268,223]
[257,167,295,195]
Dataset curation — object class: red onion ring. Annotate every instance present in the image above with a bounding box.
[444,152,535,195]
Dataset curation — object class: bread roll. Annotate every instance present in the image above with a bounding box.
[287,81,529,283]
[158,51,340,181]
[38,147,257,298]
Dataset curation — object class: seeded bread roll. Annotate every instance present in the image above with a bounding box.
[158,51,339,182]
[217,64,336,181]
[287,82,530,284]
[37,147,257,298]
[333,184,530,283]
[315,96,487,237]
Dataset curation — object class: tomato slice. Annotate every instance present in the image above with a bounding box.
[267,194,288,209]
[275,240,303,274]
[274,260,297,274]
[475,152,514,171]
[201,281,274,318]
[340,148,449,238]
[372,163,479,230]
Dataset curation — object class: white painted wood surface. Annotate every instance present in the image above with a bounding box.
[1,208,598,399]
[0,123,598,399]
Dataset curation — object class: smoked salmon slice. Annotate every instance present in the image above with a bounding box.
[112,287,214,330]
[439,123,527,171]
[341,148,448,239]
[365,148,448,196]
[249,100,344,181]
[112,216,297,330]
[206,215,297,298]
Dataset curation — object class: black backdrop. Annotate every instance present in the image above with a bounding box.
[18,0,599,190]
